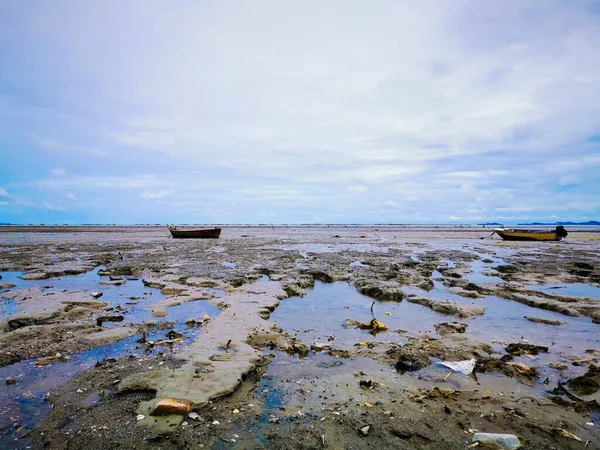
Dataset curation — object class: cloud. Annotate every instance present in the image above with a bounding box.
[0,1,599,223]
[32,136,107,157]
[65,192,77,201]
[347,184,368,193]
[42,201,66,212]
[141,190,174,199]
[51,167,67,177]
[0,188,9,198]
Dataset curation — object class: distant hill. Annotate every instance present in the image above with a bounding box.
[517,221,600,226]
[478,222,503,226]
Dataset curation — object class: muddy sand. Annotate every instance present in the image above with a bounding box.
[0,225,599,449]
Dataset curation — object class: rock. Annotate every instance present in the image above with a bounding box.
[406,297,485,318]
[354,279,404,301]
[96,315,125,326]
[136,414,145,421]
[232,408,239,414]
[472,432,521,449]
[5,377,16,385]
[151,310,168,318]
[525,316,565,326]
[0,282,16,290]
[188,412,200,421]
[99,280,125,286]
[202,314,211,322]
[431,302,485,318]
[360,425,370,436]
[435,322,468,336]
[185,317,196,325]
[91,292,103,299]
[151,397,192,416]
[160,287,186,295]
[568,364,600,395]
[20,272,49,280]
[505,343,548,357]
[311,343,332,352]
[292,342,309,357]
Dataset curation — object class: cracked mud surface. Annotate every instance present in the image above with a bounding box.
[0,225,599,449]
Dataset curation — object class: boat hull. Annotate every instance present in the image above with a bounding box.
[494,229,563,242]
[168,227,221,239]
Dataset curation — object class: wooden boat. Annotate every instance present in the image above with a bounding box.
[493,226,568,242]
[167,225,221,239]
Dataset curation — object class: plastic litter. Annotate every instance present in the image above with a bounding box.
[472,432,521,449]
[437,358,476,375]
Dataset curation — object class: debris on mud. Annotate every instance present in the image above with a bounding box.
[476,358,539,385]
[345,317,388,333]
[504,342,549,358]
[35,353,71,366]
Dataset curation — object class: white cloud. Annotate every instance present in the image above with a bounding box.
[51,167,67,177]
[0,188,9,198]
[32,136,107,157]
[1,1,599,223]
[65,192,77,201]
[347,184,368,193]
[141,190,174,199]
[42,201,65,212]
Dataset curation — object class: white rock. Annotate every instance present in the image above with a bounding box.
[136,414,145,421]
[189,412,200,421]
[91,292,103,298]
[360,425,370,436]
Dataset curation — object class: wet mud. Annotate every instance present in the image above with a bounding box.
[0,225,599,448]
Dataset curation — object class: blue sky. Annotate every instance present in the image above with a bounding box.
[1,0,599,225]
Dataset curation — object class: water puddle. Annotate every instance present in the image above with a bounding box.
[525,283,600,299]
[270,282,450,349]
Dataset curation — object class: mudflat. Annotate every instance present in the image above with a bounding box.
[1,225,599,449]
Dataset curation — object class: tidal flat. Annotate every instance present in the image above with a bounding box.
[0,225,599,449]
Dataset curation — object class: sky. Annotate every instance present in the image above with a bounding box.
[1,1,599,225]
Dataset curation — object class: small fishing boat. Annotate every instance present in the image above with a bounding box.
[493,226,568,242]
[167,225,222,239]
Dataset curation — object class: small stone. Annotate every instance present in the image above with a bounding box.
[77,389,83,393]
[363,402,373,408]
[188,412,200,421]
[233,408,239,414]
[202,314,211,322]
[151,310,168,318]
[185,317,196,325]
[181,421,188,426]
[360,425,370,436]
[136,414,145,421]
[5,377,16,385]
[212,420,220,425]
[91,292,103,299]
